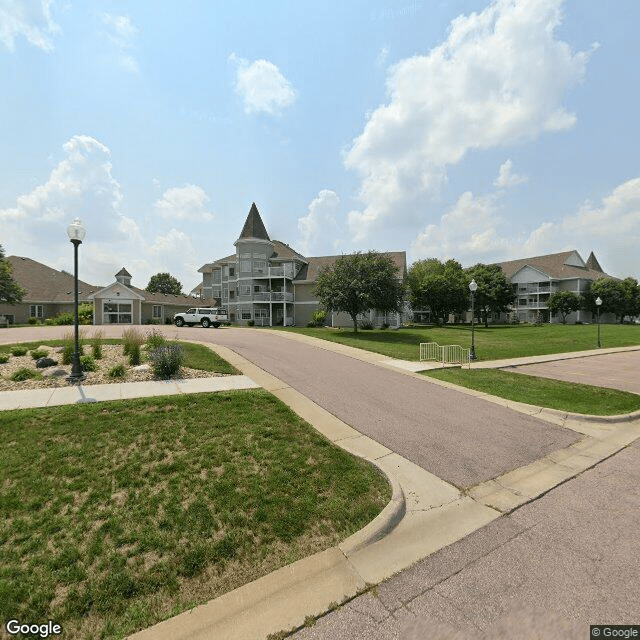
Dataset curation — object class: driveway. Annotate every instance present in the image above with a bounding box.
[503,349,640,395]
[189,328,579,488]
[289,437,640,639]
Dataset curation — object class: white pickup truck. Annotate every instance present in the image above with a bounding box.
[173,308,228,328]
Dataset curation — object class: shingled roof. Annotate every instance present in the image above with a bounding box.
[294,252,407,282]
[7,256,101,303]
[238,203,270,242]
[498,250,611,281]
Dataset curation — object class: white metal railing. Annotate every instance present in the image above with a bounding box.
[420,342,471,368]
[271,292,294,302]
[269,265,294,279]
[236,292,294,302]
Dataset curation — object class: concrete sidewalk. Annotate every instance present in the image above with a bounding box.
[0,375,259,410]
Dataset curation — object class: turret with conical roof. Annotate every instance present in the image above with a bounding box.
[237,202,271,243]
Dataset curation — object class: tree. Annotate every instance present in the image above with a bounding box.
[146,272,183,296]
[406,258,467,324]
[586,277,640,323]
[548,290,581,324]
[0,245,26,304]
[313,251,405,333]
[465,263,516,327]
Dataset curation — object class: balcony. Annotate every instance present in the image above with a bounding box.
[237,292,294,303]
[269,265,294,279]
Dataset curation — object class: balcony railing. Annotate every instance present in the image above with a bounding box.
[269,265,294,278]
[236,292,294,303]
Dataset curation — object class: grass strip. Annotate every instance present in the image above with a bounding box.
[168,341,239,374]
[0,390,389,639]
[274,324,640,361]
[423,368,640,415]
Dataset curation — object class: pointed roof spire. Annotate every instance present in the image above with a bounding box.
[238,203,270,241]
[586,251,604,273]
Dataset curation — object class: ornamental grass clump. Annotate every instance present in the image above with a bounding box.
[10,367,41,382]
[91,330,104,359]
[80,355,97,372]
[62,330,85,365]
[10,346,27,357]
[30,349,48,360]
[0,353,9,364]
[108,363,126,379]
[149,344,184,379]
[122,329,144,365]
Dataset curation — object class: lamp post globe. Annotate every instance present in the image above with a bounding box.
[595,296,602,348]
[469,279,478,361]
[66,218,86,383]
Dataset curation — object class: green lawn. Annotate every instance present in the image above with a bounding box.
[0,391,390,639]
[423,368,640,415]
[277,324,640,361]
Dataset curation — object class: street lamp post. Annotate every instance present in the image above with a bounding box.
[66,218,86,383]
[469,279,478,361]
[596,296,602,348]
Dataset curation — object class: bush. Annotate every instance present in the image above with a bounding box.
[78,303,94,325]
[360,320,374,330]
[80,355,97,372]
[246,320,255,327]
[306,321,315,327]
[10,367,41,382]
[108,364,126,379]
[28,317,38,325]
[44,318,55,326]
[0,353,9,364]
[122,328,144,356]
[145,329,166,350]
[30,349,48,360]
[10,347,27,356]
[53,312,75,325]
[149,344,184,379]
[311,310,327,327]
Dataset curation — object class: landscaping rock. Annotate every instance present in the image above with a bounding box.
[36,357,58,368]
[43,368,68,378]
[132,364,151,372]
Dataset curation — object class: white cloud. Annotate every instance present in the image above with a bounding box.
[410,177,640,279]
[101,13,138,73]
[229,53,296,115]
[376,45,390,67]
[0,135,209,288]
[494,159,527,188]
[346,0,595,241]
[297,190,341,256]
[154,185,214,221]
[0,0,60,52]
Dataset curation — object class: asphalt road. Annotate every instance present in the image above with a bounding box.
[505,350,640,395]
[193,328,579,488]
[289,437,640,639]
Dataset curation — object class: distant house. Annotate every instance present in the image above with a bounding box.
[89,268,208,325]
[498,250,615,324]
[197,203,408,327]
[0,257,203,326]
[0,256,100,325]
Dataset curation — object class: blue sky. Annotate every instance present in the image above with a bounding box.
[1,0,638,292]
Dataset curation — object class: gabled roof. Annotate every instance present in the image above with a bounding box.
[6,256,101,303]
[115,267,132,277]
[238,203,270,242]
[294,251,407,282]
[271,240,307,262]
[498,250,610,281]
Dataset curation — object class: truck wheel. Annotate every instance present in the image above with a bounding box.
[175,317,184,327]
[201,318,211,328]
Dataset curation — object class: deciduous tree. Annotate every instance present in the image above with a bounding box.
[0,245,25,304]
[407,258,467,324]
[146,272,183,296]
[314,252,405,332]
[548,290,581,324]
[465,263,516,327]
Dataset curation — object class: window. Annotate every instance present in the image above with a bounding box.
[228,266,235,277]
[241,309,252,320]
[254,285,262,293]
[519,299,527,306]
[229,290,235,299]
[152,305,162,318]
[254,260,266,273]
[240,260,251,273]
[212,271,221,284]
[213,288,221,298]
[104,302,132,324]
[254,253,267,259]
[239,285,251,296]
[255,308,268,319]
[29,305,43,318]
[240,253,251,259]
